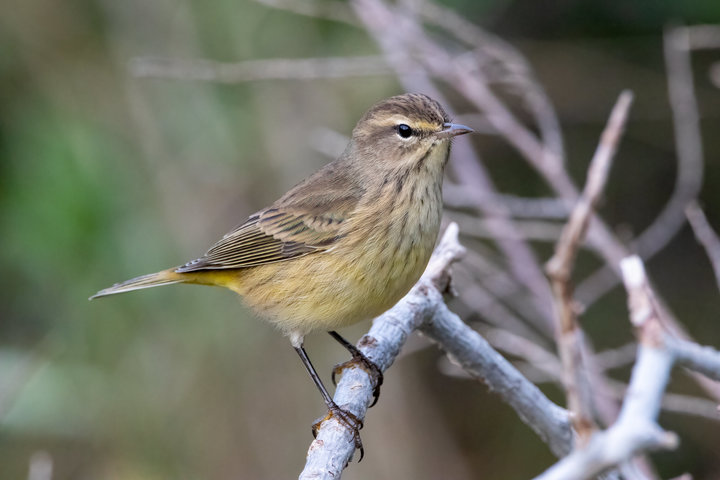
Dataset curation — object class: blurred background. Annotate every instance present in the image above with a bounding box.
[2,0,720,478]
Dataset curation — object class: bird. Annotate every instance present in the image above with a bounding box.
[91,93,473,458]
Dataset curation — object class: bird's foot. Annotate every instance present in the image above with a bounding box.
[331,344,384,407]
[312,402,365,461]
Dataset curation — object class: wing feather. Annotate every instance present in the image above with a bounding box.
[175,165,363,272]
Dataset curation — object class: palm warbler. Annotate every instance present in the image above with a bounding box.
[91,93,472,455]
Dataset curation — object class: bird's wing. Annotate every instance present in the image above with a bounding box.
[176,167,362,272]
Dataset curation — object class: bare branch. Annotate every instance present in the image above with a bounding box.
[669,337,720,382]
[478,342,719,423]
[450,212,565,242]
[444,186,570,220]
[603,378,720,422]
[669,475,694,480]
[456,248,553,345]
[544,91,633,441]
[532,346,678,480]
[686,202,720,293]
[420,302,573,458]
[547,90,633,280]
[533,256,680,480]
[130,55,392,83]
[456,276,549,346]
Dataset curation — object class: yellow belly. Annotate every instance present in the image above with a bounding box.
[229,226,436,336]
[200,193,442,337]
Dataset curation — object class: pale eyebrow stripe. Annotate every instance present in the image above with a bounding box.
[374,116,441,132]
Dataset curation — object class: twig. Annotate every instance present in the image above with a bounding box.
[455,274,549,346]
[420,301,573,458]
[669,475,693,480]
[686,202,720,293]
[481,342,720,423]
[603,379,720,422]
[130,55,392,83]
[669,337,720,382]
[444,189,570,219]
[455,246,555,346]
[545,91,633,442]
[482,327,560,372]
[450,212,565,242]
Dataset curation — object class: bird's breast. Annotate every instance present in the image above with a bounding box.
[232,154,446,337]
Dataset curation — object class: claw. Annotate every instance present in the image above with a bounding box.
[312,403,365,461]
[332,353,384,407]
[329,333,384,407]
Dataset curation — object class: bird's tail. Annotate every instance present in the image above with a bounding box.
[90,269,185,300]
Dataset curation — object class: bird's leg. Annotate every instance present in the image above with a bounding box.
[328,331,384,408]
[293,344,364,461]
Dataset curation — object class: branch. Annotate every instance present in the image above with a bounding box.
[299,224,573,479]
[669,337,720,382]
[444,189,570,219]
[419,304,573,457]
[450,212,565,242]
[686,202,720,293]
[533,347,678,480]
[130,55,392,83]
[533,256,680,480]
[545,91,633,442]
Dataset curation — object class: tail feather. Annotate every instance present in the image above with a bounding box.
[90,269,184,300]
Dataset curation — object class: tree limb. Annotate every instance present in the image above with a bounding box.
[299,223,573,479]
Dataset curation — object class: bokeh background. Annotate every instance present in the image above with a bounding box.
[2,0,720,479]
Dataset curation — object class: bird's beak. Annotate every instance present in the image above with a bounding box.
[437,122,474,139]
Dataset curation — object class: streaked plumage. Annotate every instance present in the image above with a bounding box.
[91,93,472,456]
[92,93,472,346]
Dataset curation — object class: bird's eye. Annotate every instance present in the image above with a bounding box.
[396,124,413,139]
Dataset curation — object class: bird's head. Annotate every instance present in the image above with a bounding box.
[348,93,473,171]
